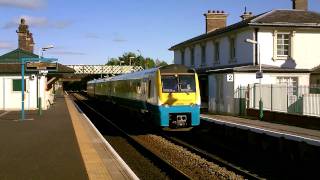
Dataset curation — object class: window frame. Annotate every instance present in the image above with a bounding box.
[180,49,185,65]
[214,41,220,64]
[190,47,195,66]
[277,33,290,57]
[12,79,26,92]
[201,44,206,66]
[273,31,293,60]
[229,37,236,62]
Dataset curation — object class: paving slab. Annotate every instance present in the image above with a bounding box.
[201,114,320,146]
[0,94,88,180]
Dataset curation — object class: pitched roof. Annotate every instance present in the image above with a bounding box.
[0,48,74,74]
[312,64,320,74]
[0,48,38,63]
[252,10,320,25]
[170,10,320,50]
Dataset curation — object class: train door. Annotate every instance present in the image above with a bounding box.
[199,74,208,112]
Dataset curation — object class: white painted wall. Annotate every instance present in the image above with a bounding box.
[194,44,201,68]
[233,72,310,88]
[208,73,235,114]
[173,29,255,69]
[235,30,254,65]
[174,50,181,65]
[207,72,310,114]
[294,31,320,69]
[205,41,214,67]
[185,47,191,67]
[258,30,320,69]
[0,75,52,111]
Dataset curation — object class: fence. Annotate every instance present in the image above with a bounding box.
[245,84,320,117]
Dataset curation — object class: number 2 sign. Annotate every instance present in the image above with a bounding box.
[227,74,234,82]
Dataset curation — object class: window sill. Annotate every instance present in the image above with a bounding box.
[273,56,290,61]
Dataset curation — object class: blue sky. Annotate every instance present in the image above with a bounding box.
[0,0,319,65]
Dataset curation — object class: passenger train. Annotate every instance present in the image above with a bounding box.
[87,64,201,129]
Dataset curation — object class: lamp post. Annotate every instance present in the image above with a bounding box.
[245,38,263,120]
[39,45,54,59]
[37,45,54,115]
[129,56,135,66]
[137,49,145,68]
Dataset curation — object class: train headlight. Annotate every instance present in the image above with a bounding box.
[163,104,169,108]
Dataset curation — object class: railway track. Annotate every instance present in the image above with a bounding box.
[161,134,262,180]
[71,93,190,179]
[71,92,259,179]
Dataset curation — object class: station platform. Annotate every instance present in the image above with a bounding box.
[201,114,320,146]
[0,92,137,180]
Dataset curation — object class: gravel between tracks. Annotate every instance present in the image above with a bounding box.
[134,134,243,180]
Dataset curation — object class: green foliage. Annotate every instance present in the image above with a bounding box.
[106,52,168,69]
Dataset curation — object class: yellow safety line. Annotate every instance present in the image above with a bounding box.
[65,95,112,180]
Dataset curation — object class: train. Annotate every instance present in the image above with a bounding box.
[87,64,201,129]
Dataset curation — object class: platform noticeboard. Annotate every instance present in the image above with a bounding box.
[26,62,58,72]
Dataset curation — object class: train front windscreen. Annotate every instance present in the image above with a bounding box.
[161,75,196,93]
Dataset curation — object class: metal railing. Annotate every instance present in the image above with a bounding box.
[66,65,144,75]
[245,84,320,117]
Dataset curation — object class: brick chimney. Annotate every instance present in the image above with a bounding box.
[204,10,228,33]
[16,18,34,53]
[240,7,253,21]
[292,0,308,11]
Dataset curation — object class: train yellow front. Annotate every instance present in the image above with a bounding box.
[87,64,201,129]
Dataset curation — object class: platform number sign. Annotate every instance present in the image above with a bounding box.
[227,74,234,82]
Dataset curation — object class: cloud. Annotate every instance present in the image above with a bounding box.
[50,51,86,56]
[0,0,46,9]
[84,33,101,39]
[0,41,14,49]
[113,37,127,43]
[2,15,72,29]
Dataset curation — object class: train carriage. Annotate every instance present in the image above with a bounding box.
[87,64,201,129]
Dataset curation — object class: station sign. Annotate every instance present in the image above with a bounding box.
[256,71,263,79]
[26,62,58,72]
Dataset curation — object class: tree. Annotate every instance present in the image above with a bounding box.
[155,59,168,67]
[106,57,120,65]
[105,52,169,69]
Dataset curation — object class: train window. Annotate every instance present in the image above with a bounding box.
[162,75,196,93]
[148,80,152,98]
[179,75,196,92]
[162,76,178,92]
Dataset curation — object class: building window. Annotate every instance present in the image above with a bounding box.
[277,77,298,95]
[190,47,195,66]
[214,42,220,64]
[12,79,26,92]
[277,33,290,56]
[201,44,206,66]
[181,49,185,65]
[230,37,236,61]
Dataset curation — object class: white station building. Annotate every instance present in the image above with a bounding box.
[170,0,320,115]
[0,19,74,111]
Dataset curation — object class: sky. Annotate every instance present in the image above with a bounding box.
[0,0,320,65]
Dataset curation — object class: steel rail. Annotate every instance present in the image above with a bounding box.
[70,93,191,179]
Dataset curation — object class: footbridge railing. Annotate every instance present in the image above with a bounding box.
[66,65,144,75]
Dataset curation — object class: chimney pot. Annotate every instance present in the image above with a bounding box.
[208,10,211,13]
[240,10,253,21]
[292,0,308,11]
[204,10,228,33]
